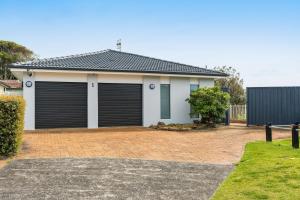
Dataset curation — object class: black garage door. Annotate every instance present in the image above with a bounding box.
[35,82,87,129]
[98,83,143,126]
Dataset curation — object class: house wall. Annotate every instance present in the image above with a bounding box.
[170,77,191,124]
[199,78,215,88]
[87,74,98,128]
[23,72,35,130]
[143,76,161,126]
[98,74,143,83]
[35,72,87,82]
[0,85,4,94]
[22,72,215,130]
[4,89,23,96]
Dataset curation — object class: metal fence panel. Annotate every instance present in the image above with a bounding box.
[247,87,300,125]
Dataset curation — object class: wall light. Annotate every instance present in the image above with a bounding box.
[149,84,155,90]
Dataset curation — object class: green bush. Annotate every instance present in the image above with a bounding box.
[0,95,25,156]
[186,86,230,126]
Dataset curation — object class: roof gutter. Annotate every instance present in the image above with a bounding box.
[10,68,227,79]
[0,82,10,88]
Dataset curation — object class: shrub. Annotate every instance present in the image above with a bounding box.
[186,87,230,126]
[0,95,25,156]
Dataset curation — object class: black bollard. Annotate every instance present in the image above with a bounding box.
[292,122,299,149]
[266,122,272,142]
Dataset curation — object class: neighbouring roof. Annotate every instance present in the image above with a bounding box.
[0,80,22,89]
[10,49,227,77]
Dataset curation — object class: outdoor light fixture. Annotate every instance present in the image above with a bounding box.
[149,84,155,90]
[25,81,32,88]
[26,69,33,77]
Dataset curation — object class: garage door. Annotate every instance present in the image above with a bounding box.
[35,82,87,129]
[98,83,143,126]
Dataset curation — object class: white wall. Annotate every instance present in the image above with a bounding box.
[23,72,35,130]
[4,89,23,96]
[199,78,215,88]
[0,85,4,94]
[169,77,192,124]
[21,71,216,130]
[144,76,214,125]
[98,74,143,83]
[87,74,98,128]
[143,76,161,126]
[35,72,87,82]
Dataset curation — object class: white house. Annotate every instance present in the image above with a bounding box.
[9,49,227,130]
[0,80,22,96]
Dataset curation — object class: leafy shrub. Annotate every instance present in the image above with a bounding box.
[186,87,230,126]
[0,95,25,156]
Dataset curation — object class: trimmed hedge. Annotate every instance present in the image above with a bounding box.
[0,95,25,156]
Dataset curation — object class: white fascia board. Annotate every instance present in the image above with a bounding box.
[10,68,225,79]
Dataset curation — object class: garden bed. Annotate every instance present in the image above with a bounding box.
[230,119,246,124]
[150,122,224,131]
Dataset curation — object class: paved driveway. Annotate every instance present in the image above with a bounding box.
[0,158,232,200]
[0,125,290,199]
[18,125,289,164]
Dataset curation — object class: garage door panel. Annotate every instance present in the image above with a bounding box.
[98,83,142,127]
[35,82,87,129]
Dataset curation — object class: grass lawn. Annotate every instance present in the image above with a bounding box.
[213,139,300,200]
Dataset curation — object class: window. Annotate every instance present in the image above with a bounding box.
[160,84,170,119]
[190,84,199,92]
[190,84,199,118]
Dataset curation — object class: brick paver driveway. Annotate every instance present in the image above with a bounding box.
[0,125,290,200]
[18,124,289,164]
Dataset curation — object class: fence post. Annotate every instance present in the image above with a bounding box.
[266,122,272,142]
[222,87,230,126]
[292,122,299,149]
[225,108,230,126]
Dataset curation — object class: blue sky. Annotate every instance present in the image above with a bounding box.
[1,0,299,87]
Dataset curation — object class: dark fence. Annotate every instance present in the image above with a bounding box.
[247,87,300,125]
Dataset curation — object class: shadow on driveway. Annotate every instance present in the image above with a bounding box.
[0,158,233,200]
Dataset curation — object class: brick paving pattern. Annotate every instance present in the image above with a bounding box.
[12,125,290,165]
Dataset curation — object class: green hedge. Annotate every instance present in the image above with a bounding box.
[0,95,25,156]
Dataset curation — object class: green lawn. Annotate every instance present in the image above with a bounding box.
[213,139,300,200]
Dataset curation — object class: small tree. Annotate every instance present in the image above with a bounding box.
[214,66,245,105]
[0,40,34,80]
[186,87,230,126]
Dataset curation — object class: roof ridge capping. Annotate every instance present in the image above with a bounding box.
[108,49,227,76]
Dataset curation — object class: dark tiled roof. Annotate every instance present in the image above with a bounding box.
[10,49,227,76]
[0,80,22,89]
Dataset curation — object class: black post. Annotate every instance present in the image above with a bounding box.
[222,87,230,126]
[266,122,272,142]
[225,108,230,126]
[292,122,299,149]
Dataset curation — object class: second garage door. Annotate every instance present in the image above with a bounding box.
[98,83,143,126]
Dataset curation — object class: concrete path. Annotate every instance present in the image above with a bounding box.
[0,158,233,200]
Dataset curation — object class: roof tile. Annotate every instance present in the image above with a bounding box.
[10,49,226,76]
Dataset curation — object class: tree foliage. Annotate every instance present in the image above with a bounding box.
[0,40,34,79]
[186,86,230,126]
[214,66,246,105]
